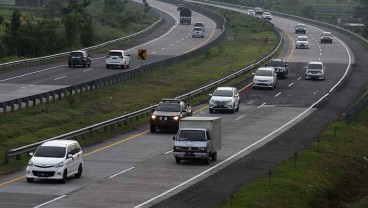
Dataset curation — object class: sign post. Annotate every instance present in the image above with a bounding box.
[138,49,147,67]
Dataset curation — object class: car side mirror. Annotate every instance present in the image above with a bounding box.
[304,67,307,69]
[29,152,34,156]
[209,94,213,97]
[285,63,288,66]
[252,72,255,75]
[67,153,73,159]
[173,136,175,140]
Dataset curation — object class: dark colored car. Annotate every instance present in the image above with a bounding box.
[295,23,306,34]
[266,59,288,79]
[254,7,263,15]
[150,99,192,133]
[68,50,91,68]
[320,32,333,43]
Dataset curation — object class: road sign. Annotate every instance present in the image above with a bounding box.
[138,49,147,60]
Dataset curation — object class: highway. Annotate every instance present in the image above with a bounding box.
[1,0,367,208]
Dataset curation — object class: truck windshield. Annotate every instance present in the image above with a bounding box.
[177,130,206,141]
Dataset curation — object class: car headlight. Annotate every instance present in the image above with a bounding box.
[28,160,34,167]
[199,147,207,152]
[209,99,215,105]
[54,161,64,168]
[173,116,180,120]
[151,115,156,119]
[253,78,258,82]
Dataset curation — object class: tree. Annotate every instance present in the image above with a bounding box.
[10,10,21,31]
[80,14,95,47]
[302,5,315,19]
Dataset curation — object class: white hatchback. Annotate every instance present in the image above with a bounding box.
[106,50,131,69]
[26,140,83,184]
[252,67,277,89]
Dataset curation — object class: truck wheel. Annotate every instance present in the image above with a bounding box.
[204,157,210,165]
[211,152,217,161]
[176,158,181,164]
[150,124,156,133]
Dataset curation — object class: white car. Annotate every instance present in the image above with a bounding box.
[305,61,325,80]
[262,12,272,20]
[26,140,84,183]
[252,67,277,89]
[105,50,131,69]
[296,36,309,49]
[209,87,240,113]
[192,27,204,38]
[247,9,255,15]
[194,22,205,31]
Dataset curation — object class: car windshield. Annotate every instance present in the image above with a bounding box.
[268,61,284,67]
[263,12,270,15]
[308,64,323,70]
[34,146,66,158]
[177,130,206,141]
[108,51,123,56]
[213,89,233,97]
[156,103,181,112]
[194,28,202,32]
[298,37,308,41]
[255,70,272,76]
[70,52,83,57]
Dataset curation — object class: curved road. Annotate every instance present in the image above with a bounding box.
[1,0,367,208]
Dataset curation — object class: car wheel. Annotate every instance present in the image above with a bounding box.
[26,178,34,183]
[88,63,91,67]
[83,64,86,68]
[75,164,82,178]
[231,105,235,114]
[68,64,71,68]
[60,170,67,184]
[204,157,210,165]
[150,124,156,133]
[175,158,181,164]
[211,152,217,161]
[106,65,109,69]
[209,109,213,113]
[236,103,240,111]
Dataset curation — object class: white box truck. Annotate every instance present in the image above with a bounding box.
[173,117,221,164]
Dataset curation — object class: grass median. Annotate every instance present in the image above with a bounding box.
[0,12,277,172]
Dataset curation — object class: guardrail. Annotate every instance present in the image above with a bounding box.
[4,0,228,163]
[0,4,163,71]
[4,0,282,163]
[192,0,368,124]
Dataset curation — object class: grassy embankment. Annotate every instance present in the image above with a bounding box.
[0,11,277,173]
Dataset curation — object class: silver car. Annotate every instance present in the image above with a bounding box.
[305,61,325,80]
[252,67,277,90]
[192,27,204,38]
[209,87,240,113]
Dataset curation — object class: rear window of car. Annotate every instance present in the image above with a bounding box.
[298,37,308,41]
[322,32,331,36]
[70,52,83,57]
[213,90,233,97]
[308,64,323,69]
[194,28,203,31]
[108,51,123,56]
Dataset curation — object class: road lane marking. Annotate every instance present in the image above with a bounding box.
[275,92,282,97]
[258,103,266,108]
[0,65,65,83]
[284,30,295,62]
[34,195,67,208]
[169,44,174,46]
[54,76,67,81]
[20,85,35,89]
[181,38,185,41]
[151,52,157,54]
[0,175,26,187]
[176,40,181,43]
[297,77,302,80]
[239,83,252,92]
[164,150,173,154]
[83,68,93,72]
[235,114,245,120]
[161,47,166,50]
[288,83,294,87]
[109,167,135,179]
[134,93,331,208]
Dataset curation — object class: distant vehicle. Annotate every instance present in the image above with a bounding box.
[247,9,255,15]
[105,50,131,69]
[192,27,204,38]
[320,31,333,43]
[296,35,309,49]
[26,140,83,184]
[295,23,306,34]
[150,99,192,133]
[252,67,277,90]
[194,22,205,31]
[208,87,240,113]
[177,3,185,11]
[266,58,288,79]
[305,61,325,80]
[262,12,272,20]
[173,117,221,165]
[254,7,263,15]
[68,50,91,68]
[180,8,192,24]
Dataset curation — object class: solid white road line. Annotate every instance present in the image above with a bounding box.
[33,195,67,208]
[109,167,135,179]
[0,65,66,83]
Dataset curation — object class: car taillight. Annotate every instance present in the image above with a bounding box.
[118,56,123,59]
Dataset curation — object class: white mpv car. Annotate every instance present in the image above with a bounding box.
[106,50,131,69]
[252,67,277,90]
[305,61,325,80]
[209,87,240,113]
[26,140,84,183]
[296,36,309,49]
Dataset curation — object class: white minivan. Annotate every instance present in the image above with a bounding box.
[26,140,84,184]
[252,67,277,89]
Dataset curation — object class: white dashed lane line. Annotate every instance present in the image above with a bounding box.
[54,76,67,81]
[109,167,135,179]
[164,150,173,155]
[169,44,174,46]
[151,52,157,54]
[288,83,294,87]
[20,85,35,89]
[235,114,245,121]
[297,77,302,80]
[162,47,166,50]
[258,103,266,108]
[83,68,93,72]
[275,92,282,97]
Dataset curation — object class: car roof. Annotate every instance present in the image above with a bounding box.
[194,22,203,24]
[271,59,284,62]
[71,50,85,53]
[215,87,235,91]
[322,32,331,35]
[298,35,308,38]
[108,50,126,53]
[296,23,305,26]
[308,61,323,65]
[41,140,78,147]
[160,99,182,104]
[257,67,274,71]
[263,12,271,14]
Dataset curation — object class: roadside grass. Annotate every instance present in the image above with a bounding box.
[218,109,368,207]
[0,12,277,172]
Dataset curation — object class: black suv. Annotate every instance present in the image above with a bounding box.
[266,59,288,79]
[68,50,91,68]
[150,99,192,133]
